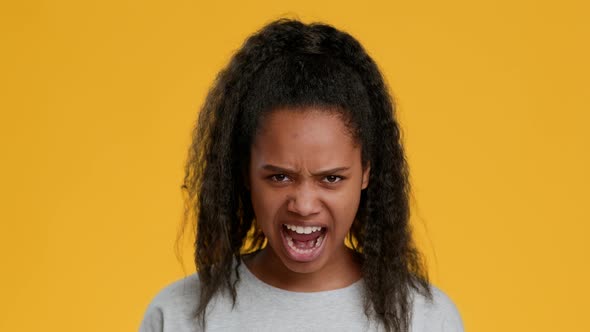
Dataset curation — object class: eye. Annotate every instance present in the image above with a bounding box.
[323,175,343,184]
[270,174,291,182]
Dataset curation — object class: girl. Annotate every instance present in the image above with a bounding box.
[140,18,463,332]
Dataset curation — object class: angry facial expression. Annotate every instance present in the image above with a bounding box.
[248,108,370,277]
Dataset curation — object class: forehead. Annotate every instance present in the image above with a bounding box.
[251,108,360,167]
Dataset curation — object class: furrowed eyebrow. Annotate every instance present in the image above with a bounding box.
[261,165,297,175]
[261,164,350,176]
[311,167,350,176]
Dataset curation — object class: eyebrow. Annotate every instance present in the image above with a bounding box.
[261,164,350,176]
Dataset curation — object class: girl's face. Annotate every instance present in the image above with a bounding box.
[249,108,370,279]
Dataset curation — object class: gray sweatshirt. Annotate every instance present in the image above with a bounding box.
[139,261,464,332]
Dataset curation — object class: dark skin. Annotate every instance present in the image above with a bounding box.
[243,108,370,292]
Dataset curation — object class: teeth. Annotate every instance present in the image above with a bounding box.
[286,234,325,254]
[315,236,323,248]
[284,224,323,234]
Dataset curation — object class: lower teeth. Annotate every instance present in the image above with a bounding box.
[286,235,324,254]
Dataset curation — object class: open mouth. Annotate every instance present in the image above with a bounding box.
[280,224,327,262]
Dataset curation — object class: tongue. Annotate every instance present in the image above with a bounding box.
[285,228,323,242]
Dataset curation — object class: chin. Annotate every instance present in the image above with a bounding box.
[277,252,330,274]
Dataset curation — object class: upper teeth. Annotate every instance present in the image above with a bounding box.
[284,224,323,234]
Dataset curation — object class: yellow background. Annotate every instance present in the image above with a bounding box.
[1,0,588,331]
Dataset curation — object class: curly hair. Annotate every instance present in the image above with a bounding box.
[179,18,432,331]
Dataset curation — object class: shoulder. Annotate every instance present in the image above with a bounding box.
[145,273,201,311]
[411,284,464,332]
[139,273,201,332]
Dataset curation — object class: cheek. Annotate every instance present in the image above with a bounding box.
[250,184,282,226]
[326,187,362,229]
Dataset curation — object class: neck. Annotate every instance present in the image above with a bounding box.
[243,245,362,292]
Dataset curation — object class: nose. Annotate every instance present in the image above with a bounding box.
[286,182,321,217]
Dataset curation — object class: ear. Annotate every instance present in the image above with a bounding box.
[361,162,370,190]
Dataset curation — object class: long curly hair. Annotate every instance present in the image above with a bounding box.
[179,18,432,331]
